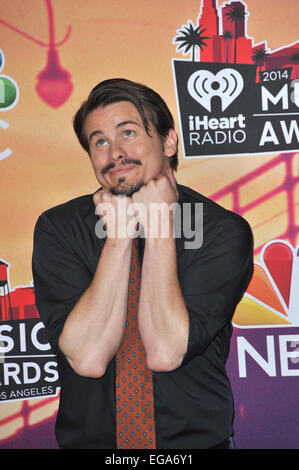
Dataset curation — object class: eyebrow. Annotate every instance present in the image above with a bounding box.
[88,120,141,142]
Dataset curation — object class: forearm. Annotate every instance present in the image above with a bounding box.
[138,236,189,372]
[58,238,133,377]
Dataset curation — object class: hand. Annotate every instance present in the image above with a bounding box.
[93,190,138,239]
[131,167,178,238]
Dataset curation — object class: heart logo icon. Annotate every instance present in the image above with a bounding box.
[187,68,244,112]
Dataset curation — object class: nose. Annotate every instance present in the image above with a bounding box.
[109,139,127,162]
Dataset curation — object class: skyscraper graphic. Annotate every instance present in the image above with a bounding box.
[197,0,252,63]
[197,0,222,62]
[221,1,253,64]
[195,0,299,76]
[222,1,245,38]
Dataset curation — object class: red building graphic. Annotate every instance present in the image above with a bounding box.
[196,0,299,78]
[198,0,220,62]
[198,0,253,64]
[264,42,299,76]
[0,260,39,321]
[222,1,245,37]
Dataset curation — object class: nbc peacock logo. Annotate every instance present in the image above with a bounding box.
[233,239,299,329]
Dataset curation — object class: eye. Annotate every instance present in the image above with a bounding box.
[123,129,135,138]
[96,138,108,147]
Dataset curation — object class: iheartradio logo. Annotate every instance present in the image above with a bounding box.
[187,68,244,112]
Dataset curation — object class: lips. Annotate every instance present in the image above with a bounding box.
[108,165,137,177]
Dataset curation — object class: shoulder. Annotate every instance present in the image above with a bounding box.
[34,193,97,246]
[177,183,253,248]
[178,183,251,226]
[37,193,95,228]
[41,193,95,222]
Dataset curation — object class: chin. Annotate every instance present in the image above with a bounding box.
[110,179,144,197]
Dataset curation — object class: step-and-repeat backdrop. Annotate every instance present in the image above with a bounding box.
[0,0,298,449]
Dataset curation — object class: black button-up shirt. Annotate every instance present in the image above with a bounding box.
[32,184,253,449]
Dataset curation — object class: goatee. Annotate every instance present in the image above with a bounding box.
[110,178,144,197]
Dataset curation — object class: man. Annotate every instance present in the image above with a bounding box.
[32,78,253,449]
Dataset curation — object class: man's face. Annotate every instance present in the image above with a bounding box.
[84,101,176,196]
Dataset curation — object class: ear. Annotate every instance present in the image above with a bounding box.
[163,129,178,158]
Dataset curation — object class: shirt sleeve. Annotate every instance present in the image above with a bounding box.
[32,213,93,354]
[180,213,254,365]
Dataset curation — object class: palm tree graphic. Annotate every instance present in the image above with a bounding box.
[291,52,299,78]
[252,46,270,80]
[221,30,234,63]
[174,21,209,62]
[225,4,246,64]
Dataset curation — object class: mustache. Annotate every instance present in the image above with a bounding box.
[101,158,142,175]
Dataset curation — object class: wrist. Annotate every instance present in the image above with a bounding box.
[145,211,175,240]
[144,232,176,248]
[104,236,134,250]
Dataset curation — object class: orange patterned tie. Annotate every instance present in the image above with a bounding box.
[115,238,156,449]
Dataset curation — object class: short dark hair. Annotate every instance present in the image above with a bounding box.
[73,78,178,171]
